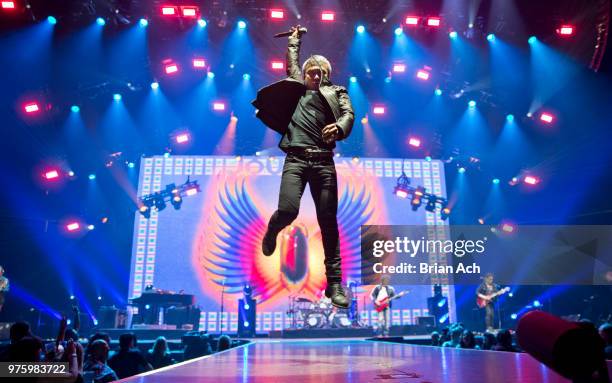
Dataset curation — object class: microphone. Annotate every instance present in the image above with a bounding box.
[274,27,307,38]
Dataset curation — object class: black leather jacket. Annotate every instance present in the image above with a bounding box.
[252,36,355,140]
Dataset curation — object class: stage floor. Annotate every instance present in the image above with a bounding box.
[117,338,598,383]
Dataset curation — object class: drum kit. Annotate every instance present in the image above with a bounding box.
[286,294,361,329]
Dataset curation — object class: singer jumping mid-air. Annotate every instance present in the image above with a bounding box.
[252,25,355,308]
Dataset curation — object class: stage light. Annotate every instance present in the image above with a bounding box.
[44,169,59,180]
[270,9,284,20]
[508,292,513,297]
[150,82,159,90]
[511,313,518,320]
[468,100,476,108]
[88,174,96,180]
[198,19,206,27]
[161,6,177,16]
[145,304,151,310]
[502,223,515,233]
[171,194,182,210]
[349,76,357,83]
[435,88,442,96]
[242,73,251,80]
[373,106,385,115]
[70,295,75,300]
[139,18,148,27]
[321,11,335,22]
[24,102,40,113]
[441,206,450,220]
[97,296,102,300]
[113,93,122,101]
[128,162,135,168]
[528,36,537,44]
[213,102,226,111]
[192,58,206,68]
[237,20,247,29]
[556,24,574,36]
[139,205,151,218]
[1,1,15,9]
[405,16,418,26]
[244,321,250,327]
[181,6,198,18]
[449,31,458,39]
[506,114,514,122]
[533,300,541,307]
[437,298,447,307]
[394,27,403,36]
[384,76,391,83]
[244,304,250,310]
[392,63,406,73]
[271,61,284,70]
[96,17,106,26]
[67,171,75,177]
[71,105,80,113]
[153,195,166,211]
[87,224,95,230]
[526,112,533,118]
[425,156,432,161]
[175,133,190,144]
[185,187,198,196]
[416,69,430,81]
[66,222,80,232]
[408,137,421,148]
[165,63,179,74]
[524,175,539,185]
[487,33,495,42]
[47,16,57,25]
[207,71,215,79]
[492,178,500,184]
[425,198,436,212]
[539,112,554,123]
[356,25,365,33]
[427,17,441,27]
[458,167,466,173]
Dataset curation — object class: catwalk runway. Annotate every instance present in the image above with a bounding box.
[119,338,592,383]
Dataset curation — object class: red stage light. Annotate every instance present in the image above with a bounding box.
[416,69,430,80]
[165,63,178,74]
[66,222,80,232]
[176,133,189,144]
[271,61,284,70]
[186,188,198,196]
[44,169,59,180]
[427,17,441,27]
[270,9,284,20]
[373,106,386,115]
[524,176,539,185]
[192,58,206,68]
[405,16,419,26]
[161,6,177,16]
[540,112,554,123]
[557,24,574,36]
[392,63,406,73]
[24,102,40,113]
[321,11,335,22]
[213,102,226,111]
[1,1,16,9]
[181,6,198,18]
[408,137,421,147]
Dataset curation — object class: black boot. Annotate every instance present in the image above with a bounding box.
[261,228,278,256]
[325,283,349,309]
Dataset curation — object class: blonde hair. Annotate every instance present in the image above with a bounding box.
[302,55,331,78]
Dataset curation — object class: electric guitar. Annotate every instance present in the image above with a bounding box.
[476,287,510,308]
[374,290,409,312]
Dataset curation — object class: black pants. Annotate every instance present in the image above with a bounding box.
[485,303,494,329]
[267,153,341,283]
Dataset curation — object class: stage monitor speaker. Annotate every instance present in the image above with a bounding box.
[166,306,201,331]
[97,307,118,328]
[237,298,256,338]
[415,316,435,327]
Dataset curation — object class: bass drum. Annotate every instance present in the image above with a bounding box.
[331,312,352,328]
[305,313,327,328]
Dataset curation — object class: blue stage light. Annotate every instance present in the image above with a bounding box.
[356,25,365,33]
[244,304,250,310]
[96,17,106,26]
[349,76,357,83]
[458,167,466,174]
[128,162,135,168]
[468,100,476,108]
[511,313,518,320]
[528,36,537,44]
[47,16,57,25]
[394,27,403,36]
[449,31,457,39]
[435,88,442,96]
[207,71,215,79]
[150,82,159,90]
[487,33,495,42]
[425,156,432,162]
[139,18,148,27]
[88,174,96,180]
[492,178,500,184]
[506,114,514,122]
[237,20,247,29]
[533,300,541,307]
[384,77,391,83]
[242,73,251,80]
[198,19,207,28]
[71,105,80,113]
[113,93,122,101]
[244,321,250,327]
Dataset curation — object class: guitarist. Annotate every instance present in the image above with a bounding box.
[370,275,395,337]
[476,273,499,332]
